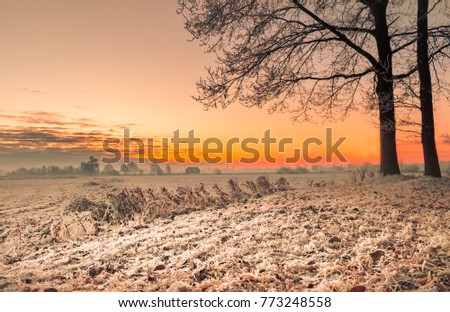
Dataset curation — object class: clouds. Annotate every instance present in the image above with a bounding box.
[0,126,112,151]
[114,123,139,128]
[0,127,107,144]
[0,112,122,161]
[0,124,108,170]
[0,111,100,128]
[21,88,45,94]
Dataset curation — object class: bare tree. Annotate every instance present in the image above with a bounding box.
[178,1,449,176]
[381,0,449,177]
[80,156,99,176]
[416,0,442,177]
[355,0,400,175]
[178,1,400,174]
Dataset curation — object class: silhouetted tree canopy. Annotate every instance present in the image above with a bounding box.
[120,162,139,175]
[80,156,100,175]
[178,0,449,175]
[102,164,120,176]
[150,162,164,175]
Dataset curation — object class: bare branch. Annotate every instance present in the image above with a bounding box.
[394,42,450,79]
[292,0,380,69]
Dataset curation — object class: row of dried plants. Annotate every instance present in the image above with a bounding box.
[66,176,292,225]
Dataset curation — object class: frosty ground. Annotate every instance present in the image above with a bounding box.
[0,173,449,292]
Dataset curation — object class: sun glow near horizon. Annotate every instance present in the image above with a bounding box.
[0,1,449,171]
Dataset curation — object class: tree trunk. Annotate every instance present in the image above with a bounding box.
[417,0,441,177]
[370,1,401,175]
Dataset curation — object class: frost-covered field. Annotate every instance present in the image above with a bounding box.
[0,174,449,292]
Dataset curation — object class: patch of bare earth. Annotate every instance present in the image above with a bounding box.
[0,175,449,292]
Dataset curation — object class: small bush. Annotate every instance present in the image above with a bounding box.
[348,163,370,182]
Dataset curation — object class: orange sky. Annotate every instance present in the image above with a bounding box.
[0,0,449,171]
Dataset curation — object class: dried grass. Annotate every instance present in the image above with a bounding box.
[50,212,98,241]
[64,176,290,225]
[1,175,449,292]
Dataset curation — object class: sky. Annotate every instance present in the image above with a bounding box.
[0,0,449,171]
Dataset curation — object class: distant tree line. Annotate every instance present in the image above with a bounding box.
[5,158,449,177]
[4,157,177,177]
[6,165,80,177]
[277,167,309,174]
[274,162,449,175]
[5,156,105,177]
[276,165,347,174]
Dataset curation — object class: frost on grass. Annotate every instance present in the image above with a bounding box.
[65,176,288,225]
[0,175,449,292]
